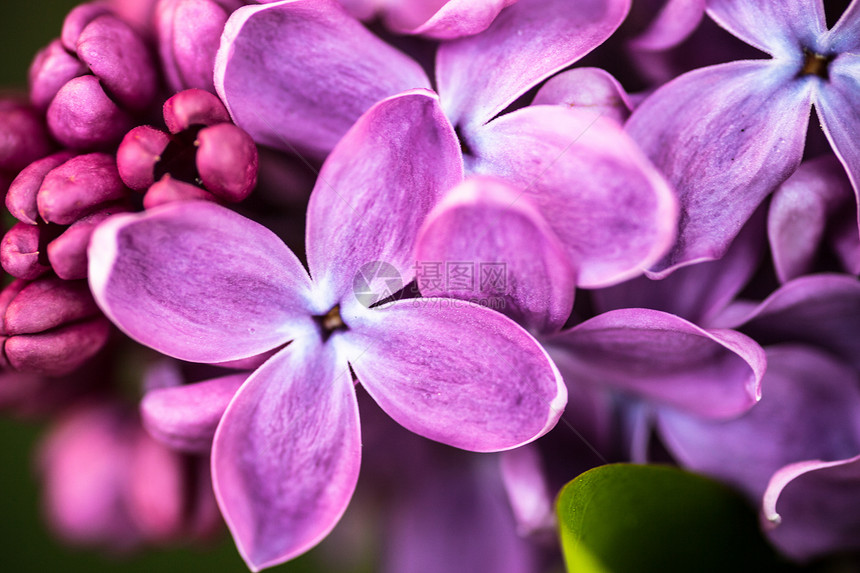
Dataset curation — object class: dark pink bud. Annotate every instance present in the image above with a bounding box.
[196,123,257,202]
[77,15,157,112]
[0,280,28,334]
[61,2,113,51]
[5,316,110,375]
[116,125,170,191]
[157,0,230,93]
[127,428,187,541]
[48,208,129,280]
[38,153,130,225]
[0,101,54,173]
[38,403,140,547]
[29,39,89,112]
[47,75,134,150]
[143,174,217,208]
[163,88,229,134]
[4,277,100,335]
[6,152,76,224]
[0,222,51,280]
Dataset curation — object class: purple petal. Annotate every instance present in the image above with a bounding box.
[546,308,764,418]
[414,176,575,333]
[437,0,629,130]
[116,126,170,192]
[706,0,826,57]
[826,0,860,52]
[49,208,131,281]
[214,0,431,159]
[593,211,764,325]
[28,39,88,112]
[471,104,678,288]
[763,455,860,561]
[628,0,705,51]
[162,88,231,134]
[142,175,218,208]
[626,61,813,275]
[659,345,860,502]
[196,123,258,202]
[714,273,860,371]
[385,0,518,39]
[212,336,361,570]
[88,201,316,363]
[531,67,632,125]
[768,155,854,283]
[338,298,566,452]
[141,373,247,453]
[816,54,860,226]
[306,90,462,307]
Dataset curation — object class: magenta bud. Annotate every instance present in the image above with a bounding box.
[5,316,110,376]
[143,174,217,208]
[48,208,129,280]
[163,88,230,134]
[29,39,89,112]
[77,15,157,112]
[6,152,76,224]
[196,123,257,202]
[0,101,54,173]
[0,223,51,280]
[47,75,134,150]
[3,277,100,336]
[127,429,186,541]
[157,0,229,93]
[38,153,129,225]
[61,2,113,52]
[38,403,139,547]
[117,126,170,191]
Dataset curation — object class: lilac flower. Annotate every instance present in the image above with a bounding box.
[89,91,566,570]
[216,0,678,288]
[626,0,860,275]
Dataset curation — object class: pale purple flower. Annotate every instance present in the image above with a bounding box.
[89,91,565,570]
[626,0,860,275]
[216,0,678,288]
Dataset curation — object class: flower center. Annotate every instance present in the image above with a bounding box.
[799,49,834,79]
[315,305,347,341]
[154,125,204,186]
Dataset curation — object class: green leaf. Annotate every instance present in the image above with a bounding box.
[556,464,795,573]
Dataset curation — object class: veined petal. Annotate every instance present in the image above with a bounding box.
[212,336,361,570]
[215,0,431,159]
[768,155,854,283]
[626,60,813,275]
[713,274,860,371]
[763,454,860,561]
[88,201,316,363]
[385,0,518,39]
[546,308,764,419]
[531,67,632,125]
[307,90,462,307]
[437,0,629,130]
[471,104,677,288]
[141,373,248,453]
[659,345,860,503]
[414,176,575,334]
[339,298,566,452]
[706,0,826,58]
[815,54,860,235]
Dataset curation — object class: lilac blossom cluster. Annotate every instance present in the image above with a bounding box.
[1,0,859,571]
